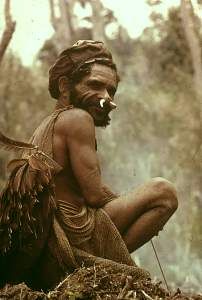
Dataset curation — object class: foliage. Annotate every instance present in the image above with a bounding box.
[0,0,202,292]
[0,52,54,182]
[96,2,202,290]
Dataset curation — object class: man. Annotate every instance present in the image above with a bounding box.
[0,40,178,290]
[50,40,178,249]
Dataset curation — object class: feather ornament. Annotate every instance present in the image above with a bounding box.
[0,130,38,152]
[0,148,61,254]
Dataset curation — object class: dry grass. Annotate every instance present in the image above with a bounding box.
[0,265,202,300]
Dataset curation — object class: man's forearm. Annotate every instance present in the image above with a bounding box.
[87,187,117,208]
[91,185,118,208]
[79,169,118,208]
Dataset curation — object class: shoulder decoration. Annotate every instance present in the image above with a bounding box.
[0,131,62,254]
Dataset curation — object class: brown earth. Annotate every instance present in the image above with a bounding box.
[0,266,201,300]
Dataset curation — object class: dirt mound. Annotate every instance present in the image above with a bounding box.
[0,283,45,300]
[0,266,201,299]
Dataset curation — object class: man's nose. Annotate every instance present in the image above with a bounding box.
[102,89,111,101]
[99,97,117,110]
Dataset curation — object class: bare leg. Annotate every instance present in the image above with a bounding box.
[103,177,178,253]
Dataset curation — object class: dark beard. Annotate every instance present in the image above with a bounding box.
[69,89,111,127]
[87,106,111,127]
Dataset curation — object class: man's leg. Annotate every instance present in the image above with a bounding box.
[103,177,178,253]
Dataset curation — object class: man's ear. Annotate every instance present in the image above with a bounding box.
[58,76,70,95]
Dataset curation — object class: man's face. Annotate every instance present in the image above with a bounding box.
[70,63,118,127]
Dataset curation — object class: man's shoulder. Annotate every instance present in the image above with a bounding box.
[55,108,94,137]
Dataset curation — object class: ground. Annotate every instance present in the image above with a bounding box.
[0,266,202,300]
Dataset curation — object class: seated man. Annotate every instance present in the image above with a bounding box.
[0,40,178,290]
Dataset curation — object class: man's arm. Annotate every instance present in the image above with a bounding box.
[65,109,115,208]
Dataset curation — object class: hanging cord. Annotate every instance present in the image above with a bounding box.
[151,239,170,292]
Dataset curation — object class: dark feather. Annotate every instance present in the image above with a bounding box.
[23,165,35,193]
[19,164,30,196]
[7,158,28,172]
[0,141,62,254]
[13,163,28,194]
[0,130,38,152]
[29,154,50,171]
[35,152,62,173]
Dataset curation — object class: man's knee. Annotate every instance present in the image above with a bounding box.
[151,177,178,213]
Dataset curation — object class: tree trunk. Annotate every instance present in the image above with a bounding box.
[49,0,57,31]
[58,0,73,47]
[180,0,202,165]
[49,0,75,52]
[90,0,106,42]
[181,0,202,233]
[0,0,16,65]
[180,0,202,99]
[0,54,14,182]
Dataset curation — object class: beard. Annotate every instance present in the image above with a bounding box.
[69,88,111,127]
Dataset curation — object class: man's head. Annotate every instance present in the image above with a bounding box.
[49,40,119,127]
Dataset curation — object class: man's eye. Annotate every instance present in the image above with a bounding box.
[94,83,102,89]
[89,81,103,89]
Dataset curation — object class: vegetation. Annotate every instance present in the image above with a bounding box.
[0,265,202,299]
[0,0,202,294]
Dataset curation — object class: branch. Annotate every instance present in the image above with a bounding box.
[49,0,58,30]
[0,0,16,65]
[90,0,106,41]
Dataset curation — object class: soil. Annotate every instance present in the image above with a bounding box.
[0,266,201,300]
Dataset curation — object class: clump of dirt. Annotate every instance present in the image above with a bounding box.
[0,265,202,299]
[0,283,45,299]
[48,265,168,299]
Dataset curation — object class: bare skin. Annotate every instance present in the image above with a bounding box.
[53,63,178,253]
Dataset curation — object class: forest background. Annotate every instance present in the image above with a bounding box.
[0,0,201,293]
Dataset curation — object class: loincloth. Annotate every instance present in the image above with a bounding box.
[41,198,150,288]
